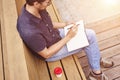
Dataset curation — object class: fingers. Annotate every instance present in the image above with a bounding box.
[71,25,78,32]
[66,21,75,25]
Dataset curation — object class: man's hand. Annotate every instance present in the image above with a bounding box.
[66,24,78,39]
[65,21,75,26]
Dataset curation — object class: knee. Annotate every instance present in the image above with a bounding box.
[86,29,97,42]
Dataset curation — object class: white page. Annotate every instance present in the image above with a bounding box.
[64,20,89,52]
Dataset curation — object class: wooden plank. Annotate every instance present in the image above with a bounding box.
[79,56,88,68]
[1,0,29,79]
[61,56,82,80]
[23,45,41,80]
[111,54,120,67]
[0,1,3,79]
[101,44,120,58]
[51,1,63,22]
[47,61,66,80]
[76,51,86,58]
[0,53,3,80]
[51,2,62,22]
[73,55,87,80]
[82,66,90,78]
[15,0,25,15]
[99,34,120,51]
[0,0,1,18]
[86,14,120,34]
[104,66,120,80]
[97,26,120,42]
[0,44,4,80]
[35,58,50,80]
[0,24,4,80]
[47,4,59,22]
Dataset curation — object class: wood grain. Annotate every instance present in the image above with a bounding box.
[48,61,66,80]
[0,23,4,80]
[1,0,29,79]
[61,56,82,80]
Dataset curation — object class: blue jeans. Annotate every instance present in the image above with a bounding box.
[46,29,101,70]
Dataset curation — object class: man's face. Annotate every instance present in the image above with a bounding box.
[38,0,51,10]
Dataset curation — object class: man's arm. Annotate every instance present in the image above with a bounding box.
[53,21,75,29]
[52,22,66,29]
[38,24,78,59]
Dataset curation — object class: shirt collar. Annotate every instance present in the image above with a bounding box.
[22,4,42,24]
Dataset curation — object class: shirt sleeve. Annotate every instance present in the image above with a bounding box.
[23,33,46,53]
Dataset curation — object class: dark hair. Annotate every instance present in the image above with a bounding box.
[26,0,45,5]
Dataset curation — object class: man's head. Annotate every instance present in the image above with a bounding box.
[26,0,51,10]
[26,0,45,6]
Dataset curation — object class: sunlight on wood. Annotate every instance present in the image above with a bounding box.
[103,0,118,5]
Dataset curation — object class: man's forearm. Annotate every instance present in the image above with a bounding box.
[46,36,71,57]
[53,22,66,29]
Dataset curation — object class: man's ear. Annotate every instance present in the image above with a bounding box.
[33,1,40,6]
[33,1,42,8]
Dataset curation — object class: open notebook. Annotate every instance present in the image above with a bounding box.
[64,20,89,52]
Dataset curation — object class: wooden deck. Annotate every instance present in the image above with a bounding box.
[76,14,120,80]
[0,0,86,80]
[0,0,120,79]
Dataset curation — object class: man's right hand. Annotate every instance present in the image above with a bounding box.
[66,24,78,39]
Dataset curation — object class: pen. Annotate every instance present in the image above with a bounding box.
[67,24,80,30]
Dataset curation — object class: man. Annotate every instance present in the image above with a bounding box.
[17,0,114,79]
